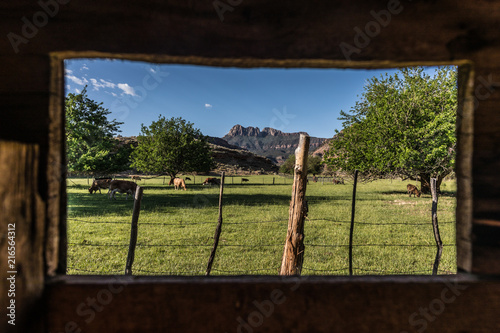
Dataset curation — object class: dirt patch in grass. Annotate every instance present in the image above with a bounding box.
[390,199,417,205]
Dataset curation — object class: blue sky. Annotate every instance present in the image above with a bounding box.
[65,59,402,139]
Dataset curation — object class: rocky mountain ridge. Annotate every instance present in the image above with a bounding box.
[223,124,329,164]
[226,124,308,138]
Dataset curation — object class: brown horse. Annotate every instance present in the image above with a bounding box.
[89,178,112,194]
[407,184,421,197]
[169,177,187,190]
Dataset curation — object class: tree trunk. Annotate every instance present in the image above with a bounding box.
[419,173,444,194]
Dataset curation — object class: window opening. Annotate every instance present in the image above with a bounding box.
[64,59,458,276]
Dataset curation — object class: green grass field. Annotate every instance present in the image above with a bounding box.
[66,176,457,276]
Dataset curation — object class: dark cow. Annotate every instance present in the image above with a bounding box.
[241,178,249,183]
[185,177,192,181]
[108,180,138,200]
[407,184,421,197]
[203,177,220,186]
[89,178,112,194]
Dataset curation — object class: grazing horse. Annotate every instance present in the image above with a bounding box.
[169,177,187,190]
[407,184,421,197]
[89,178,112,194]
[203,177,220,186]
[185,177,191,181]
[108,180,138,200]
[241,178,249,183]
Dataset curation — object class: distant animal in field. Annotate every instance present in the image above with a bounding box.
[241,178,249,183]
[332,178,344,185]
[89,178,112,194]
[130,175,141,181]
[203,177,220,186]
[407,184,421,197]
[169,177,187,190]
[108,180,138,200]
[312,175,318,183]
[185,177,191,181]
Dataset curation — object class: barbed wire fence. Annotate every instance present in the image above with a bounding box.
[66,171,454,275]
[66,217,455,276]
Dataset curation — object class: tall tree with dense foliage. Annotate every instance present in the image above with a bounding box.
[324,67,457,193]
[66,86,127,174]
[280,154,323,175]
[131,116,214,178]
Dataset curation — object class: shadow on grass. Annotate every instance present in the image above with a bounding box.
[67,188,350,218]
[380,190,456,198]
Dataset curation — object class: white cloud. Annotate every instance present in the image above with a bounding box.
[66,74,88,86]
[117,83,137,96]
[100,79,116,88]
[205,103,213,109]
[149,67,157,74]
[81,64,89,71]
[89,78,99,90]
[65,69,73,75]
[90,78,116,91]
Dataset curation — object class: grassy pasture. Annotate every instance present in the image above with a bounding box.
[67,176,456,276]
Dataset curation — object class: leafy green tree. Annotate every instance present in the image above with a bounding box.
[66,86,125,174]
[280,154,324,175]
[279,154,295,174]
[308,155,324,175]
[131,116,214,178]
[324,66,457,193]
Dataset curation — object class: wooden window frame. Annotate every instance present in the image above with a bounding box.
[44,52,479,332]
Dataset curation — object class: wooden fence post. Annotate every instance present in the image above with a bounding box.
[349,170,359,276]
[280,134,310,275]
[431,178,443,275]
[206,172,225,276]
[125,186,143,275]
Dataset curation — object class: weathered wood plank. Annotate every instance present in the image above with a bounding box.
[47,56,66,276]
[0,55,49,92]
[0,1,499,61]
[472,223,500,275]
[0,93,50,143]
[0,141,45,333]
[455,64,474,272]
[45,275,500,333]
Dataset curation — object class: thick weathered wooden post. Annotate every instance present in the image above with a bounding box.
[280,134,310,275]
[125,186,143,275]
[431,178,443,275]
